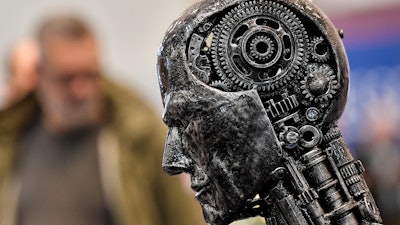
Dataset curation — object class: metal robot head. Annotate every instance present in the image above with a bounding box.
[157,0,350,224]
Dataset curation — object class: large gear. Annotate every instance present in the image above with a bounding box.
[210,0,309,93]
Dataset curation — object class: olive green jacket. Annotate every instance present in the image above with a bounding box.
[0,79,204,225]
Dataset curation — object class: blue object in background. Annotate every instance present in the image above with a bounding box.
[347,42,400,69]
[331,7,400,150]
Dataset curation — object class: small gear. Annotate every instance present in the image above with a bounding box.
[300,64,339,103]
[210,0,309,93]
[249,35,275,62]
[310,37,330,62]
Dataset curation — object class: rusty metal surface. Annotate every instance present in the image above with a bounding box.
[157,0,383,224]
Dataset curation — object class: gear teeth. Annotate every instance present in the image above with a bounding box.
[210,80,230,91]
[310,36,331,62]
[301,64,339,104]
[209,0,309,93]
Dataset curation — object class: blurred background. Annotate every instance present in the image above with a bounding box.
[315,2,400,223]
[0,0,198,110]
[322,1,400,224]
[0,0,399,224]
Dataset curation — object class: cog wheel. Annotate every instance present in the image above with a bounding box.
[249,35,275,62]
[210,0,309,93]
[300,64,339,103]
[310,37,330,62]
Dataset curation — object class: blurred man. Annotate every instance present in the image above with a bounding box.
[3,37,39,107]
[0,14,203,225]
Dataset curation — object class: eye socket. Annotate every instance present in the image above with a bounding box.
[162,92,191,128]
[162,108,189,128]
[172,119,188,128]
[162,113,188,128]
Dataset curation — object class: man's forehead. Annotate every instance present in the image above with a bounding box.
[43,36,98,69]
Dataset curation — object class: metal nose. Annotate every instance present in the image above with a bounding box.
[162,127,192,175]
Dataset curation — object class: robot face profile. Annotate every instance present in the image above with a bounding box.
[158,0,381,225]
[161,87,282,224]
